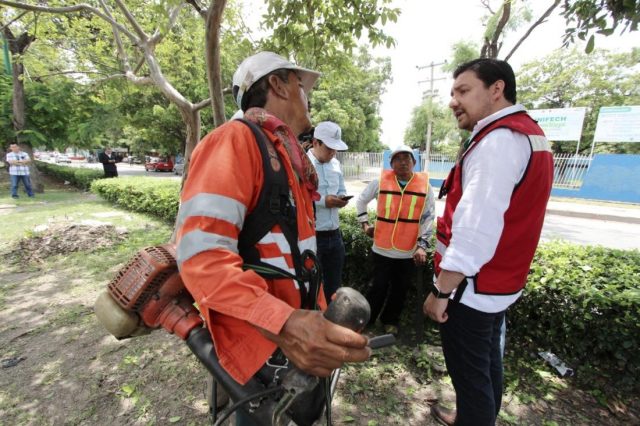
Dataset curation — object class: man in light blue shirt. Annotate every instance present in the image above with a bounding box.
[307,121,350,301]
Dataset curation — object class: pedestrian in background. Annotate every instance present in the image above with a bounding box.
[307,121,349,301]
[6,143,34,199]
[356,145,435,335]
[98,147,119,178]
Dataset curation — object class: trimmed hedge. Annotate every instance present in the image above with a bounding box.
[509,242,640,392]
[89,176,640,391]
[36,160,105,190]
[90,177,180,223]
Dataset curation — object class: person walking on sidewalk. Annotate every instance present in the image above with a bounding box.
[356,145,435,335]
[308,121,350,301]
[6,143,34,199]
[424,58,554,426]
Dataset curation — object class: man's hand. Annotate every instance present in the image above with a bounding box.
[325,195,348,208]
[261,309,370,378]
[413,247,427,265]
[423,293,449,323]
[362,223,374,238]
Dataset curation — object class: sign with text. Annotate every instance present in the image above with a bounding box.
[593,106,640,142]
[529,107,586,141]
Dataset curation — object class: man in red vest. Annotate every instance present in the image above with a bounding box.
[424,58,553,425]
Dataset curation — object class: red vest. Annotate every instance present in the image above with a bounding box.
[435,111,553,294]
[375,170,429,252]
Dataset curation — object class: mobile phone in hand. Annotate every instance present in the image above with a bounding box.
[340,195,354,201]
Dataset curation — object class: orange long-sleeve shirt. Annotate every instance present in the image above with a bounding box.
[177,118,326,384]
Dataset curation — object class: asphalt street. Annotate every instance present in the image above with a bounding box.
[56,160,640,250]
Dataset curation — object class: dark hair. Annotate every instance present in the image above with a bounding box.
[453,58,517,104]
[235,68,292,112]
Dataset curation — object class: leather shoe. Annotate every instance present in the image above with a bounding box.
[430,404,456,426]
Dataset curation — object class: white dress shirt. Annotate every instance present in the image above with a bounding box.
[440,104,532,313]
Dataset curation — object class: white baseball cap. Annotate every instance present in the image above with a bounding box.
[390,144,416,162]
[232,51,321,110]
[313,121,348,151]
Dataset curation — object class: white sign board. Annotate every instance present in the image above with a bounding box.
[529,107,587,141]
[593,106,640,142]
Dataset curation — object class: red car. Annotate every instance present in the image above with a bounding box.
[145,157,174,172]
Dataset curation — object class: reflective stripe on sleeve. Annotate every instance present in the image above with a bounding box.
[177,193,247,230]
[298,235,317,254]
[529,135,551,152]
[436,240,447,256]
[177,229,238,266]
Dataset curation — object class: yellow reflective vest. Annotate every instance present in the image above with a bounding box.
[374,170,429,252]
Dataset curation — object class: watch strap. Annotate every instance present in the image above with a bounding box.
[431,284,452,299]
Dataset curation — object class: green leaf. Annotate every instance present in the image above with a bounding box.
[169,416,182,423]
[585,34,595,54]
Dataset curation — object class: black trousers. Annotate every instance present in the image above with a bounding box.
[440,301,505,426]
[366,251,414,326]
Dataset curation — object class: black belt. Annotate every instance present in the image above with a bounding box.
[316,229,340,237]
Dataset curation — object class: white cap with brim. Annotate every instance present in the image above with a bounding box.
[313,121,348,151]
[232,51,321,110]
[390,144,415,162]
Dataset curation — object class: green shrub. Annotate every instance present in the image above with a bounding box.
[91,177,180,222]
[36,160,104,190]
[86,178,640,392]
[510,241,640,392]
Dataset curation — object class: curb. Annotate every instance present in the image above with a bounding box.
[545,209,640,225]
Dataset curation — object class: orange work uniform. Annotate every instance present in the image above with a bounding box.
[176,118,325,384]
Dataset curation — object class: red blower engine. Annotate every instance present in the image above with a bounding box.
[94,244,202,340]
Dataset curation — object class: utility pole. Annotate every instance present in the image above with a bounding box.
[417,60,447,170]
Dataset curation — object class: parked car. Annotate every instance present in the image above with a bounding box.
[173,160,185,176]
[145,157,173,172]
[55,155,72,164]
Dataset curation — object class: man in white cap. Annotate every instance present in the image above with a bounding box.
[356,145,435,335]
[176,52,370,425]
[307,121,350,301]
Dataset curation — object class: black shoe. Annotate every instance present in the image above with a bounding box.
[430,404,456,426]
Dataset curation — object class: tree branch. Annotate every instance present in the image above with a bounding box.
[185,0,208,19]
[0,0,139,43]
[98,0,131,72]
[505,0,561,61]
[32,70,111,79]
[490,1,511,55]
[149,5,183,46]
[504,0,560,61]
[193,98,212,111]
[481,0,495,15]
[113,0,148,41]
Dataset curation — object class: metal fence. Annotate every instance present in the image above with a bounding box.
[338,152,592,189]
[336,152,384,181]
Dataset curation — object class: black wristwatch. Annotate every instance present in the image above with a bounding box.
[431,284,452,299]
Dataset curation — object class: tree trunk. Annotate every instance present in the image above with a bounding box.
[7,30,43,192]
[205,0,228,127]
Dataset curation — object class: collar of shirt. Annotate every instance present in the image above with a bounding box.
[470,104,526,141]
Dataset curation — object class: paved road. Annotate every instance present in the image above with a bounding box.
[55,161,640,250]
[344,180,640,251]
[61,160,180,179]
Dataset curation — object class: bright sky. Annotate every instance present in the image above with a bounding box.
[375,0,640,149]
[241,0,640,150]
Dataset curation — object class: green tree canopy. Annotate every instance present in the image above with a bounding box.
[403,101,463,157]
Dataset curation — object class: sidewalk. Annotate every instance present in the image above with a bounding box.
[344,179,640,224]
